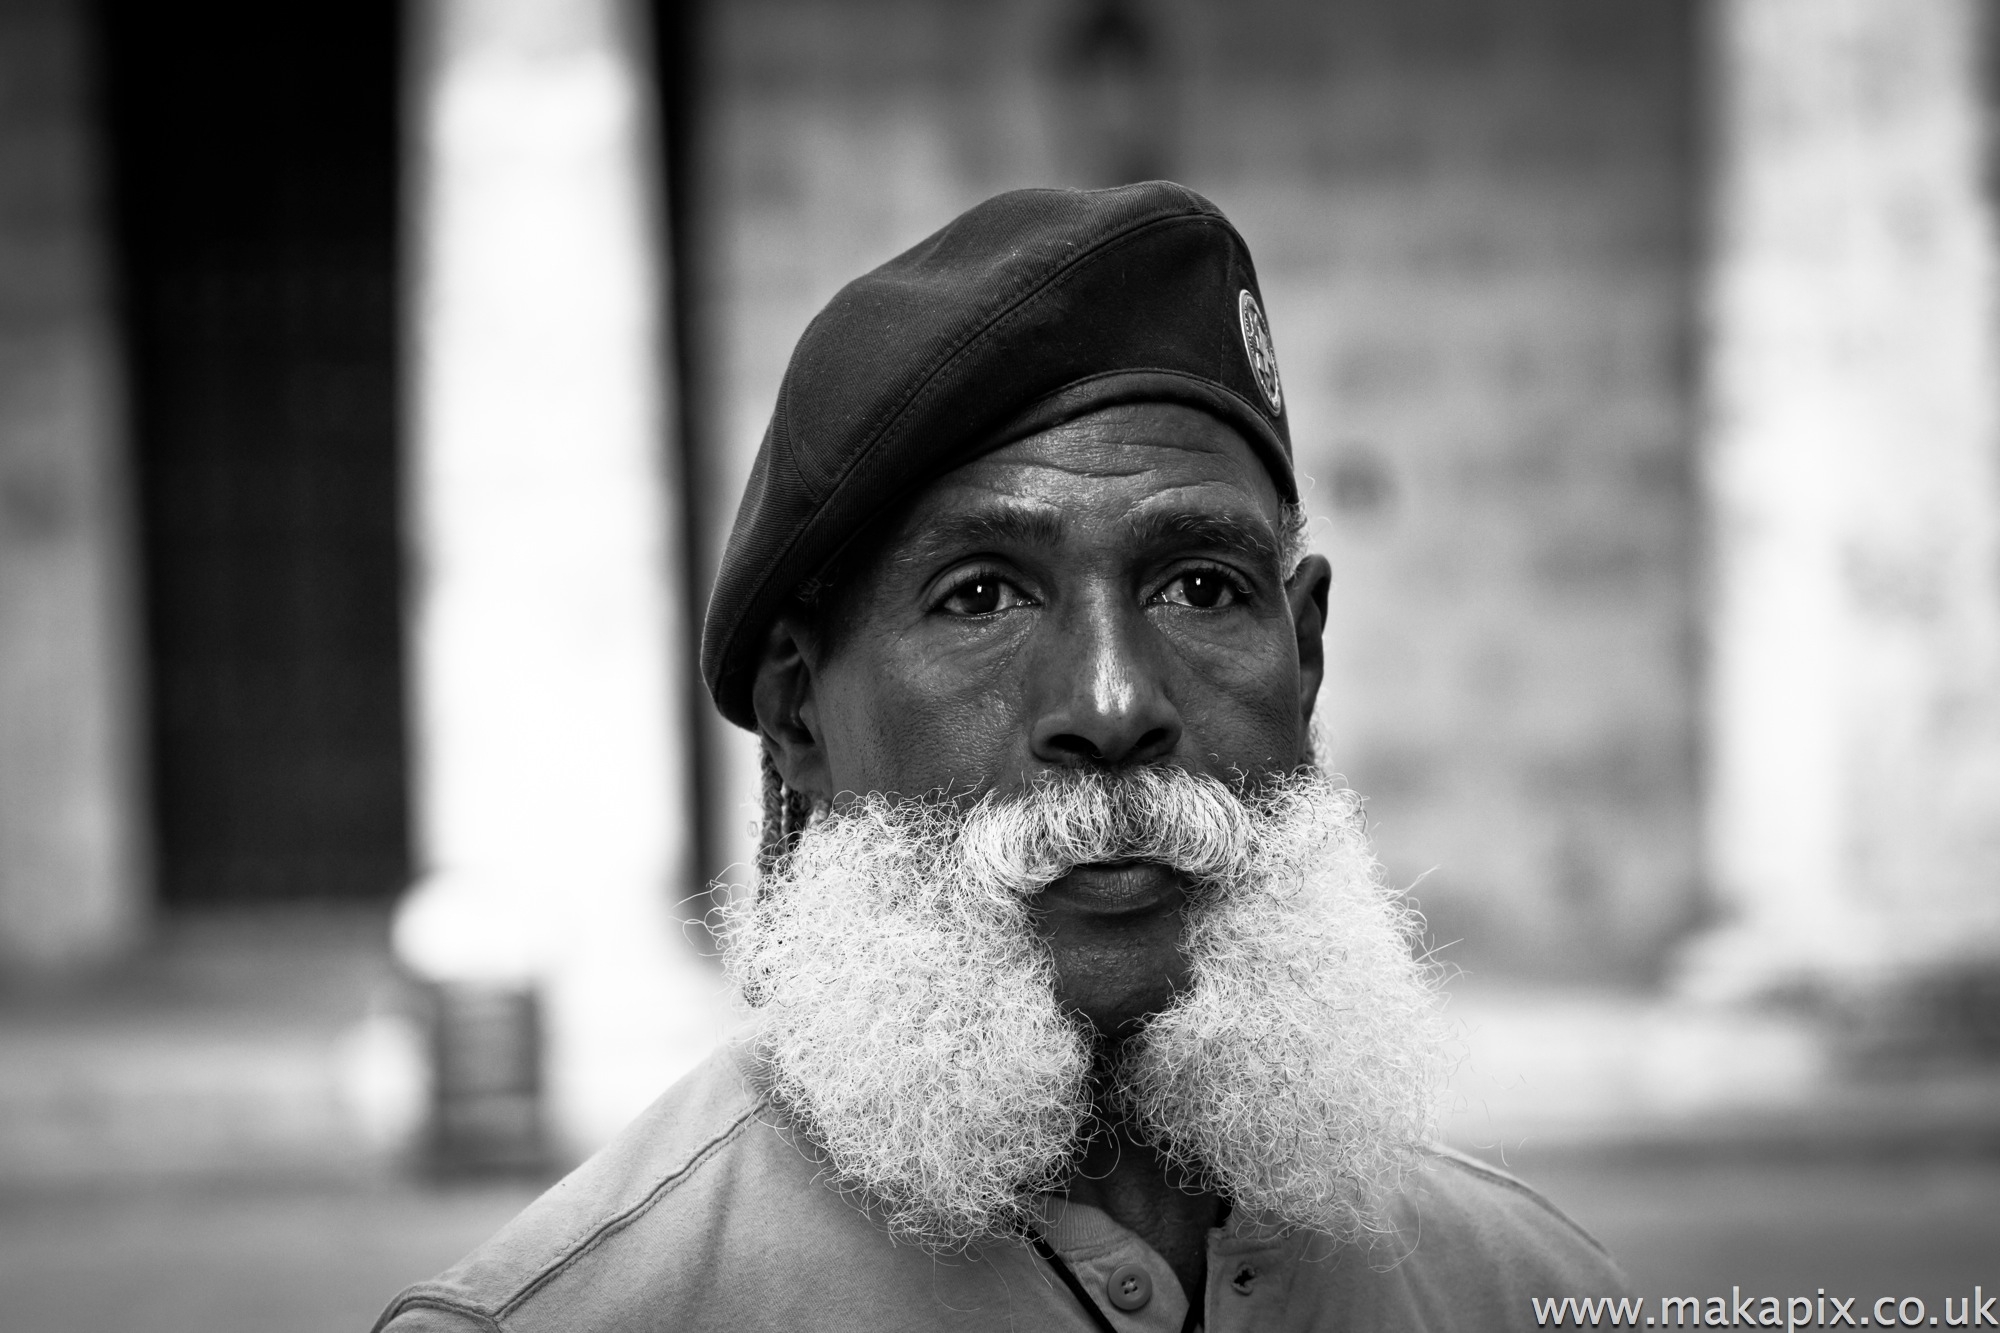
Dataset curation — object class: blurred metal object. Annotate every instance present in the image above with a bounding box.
[427,981,548,1176]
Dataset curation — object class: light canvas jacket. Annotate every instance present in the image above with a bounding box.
[374,1043,1629,1333]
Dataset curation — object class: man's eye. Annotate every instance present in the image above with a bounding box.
[1157,569,1244,609]
[936,576,1026,616]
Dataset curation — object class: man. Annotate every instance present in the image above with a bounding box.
[376,182,1629,1332]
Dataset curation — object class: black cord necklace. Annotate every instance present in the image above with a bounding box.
[1026,1229,1121,1332]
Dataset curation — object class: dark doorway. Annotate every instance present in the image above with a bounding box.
[97,1,407,905]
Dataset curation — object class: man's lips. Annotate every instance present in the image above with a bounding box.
[1038,860,1185,918]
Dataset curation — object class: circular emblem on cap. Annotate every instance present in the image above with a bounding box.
[1237,289,1283,416]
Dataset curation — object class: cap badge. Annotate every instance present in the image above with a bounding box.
[1237,289,1283,416]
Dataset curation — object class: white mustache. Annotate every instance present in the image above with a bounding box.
[954,766,1266,900]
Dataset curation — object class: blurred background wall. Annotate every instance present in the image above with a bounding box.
[686,0,1702,982]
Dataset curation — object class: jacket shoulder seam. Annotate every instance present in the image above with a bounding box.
[493,1095,769,1320]
[1420,1144,1614,1261]
[372,1291,508,1333]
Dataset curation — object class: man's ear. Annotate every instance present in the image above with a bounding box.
[1286,554,1332,730]
[750,613,832,805]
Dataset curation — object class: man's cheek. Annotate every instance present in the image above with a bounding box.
[832,668,1023,796]
[1161,615,1298,691]
[1169,639,1306,766]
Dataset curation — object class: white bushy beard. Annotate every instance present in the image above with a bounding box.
[722,766,1447,1251]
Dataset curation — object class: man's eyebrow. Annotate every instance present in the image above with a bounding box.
[892,505,1067,566]
[1126,510,1283,569]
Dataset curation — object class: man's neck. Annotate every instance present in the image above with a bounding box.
[1060,1122,1227,1310]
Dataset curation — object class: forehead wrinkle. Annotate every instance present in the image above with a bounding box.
[1003,434,1238,481]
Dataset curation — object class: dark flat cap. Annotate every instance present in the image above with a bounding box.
[702,180,1294,730]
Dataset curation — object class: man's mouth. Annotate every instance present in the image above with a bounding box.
[1039,860,1185,918]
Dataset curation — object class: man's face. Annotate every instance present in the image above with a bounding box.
[740,409,1442,1245]
[759,402,1332,1037]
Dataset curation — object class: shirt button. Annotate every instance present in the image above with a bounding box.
[1106,1263,1152,1312]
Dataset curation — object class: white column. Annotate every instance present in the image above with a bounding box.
[397,0,724,1157]
[0,0,147,973]
[1690,0,2000,997]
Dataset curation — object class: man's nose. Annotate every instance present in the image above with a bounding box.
[1028,591,1182,767]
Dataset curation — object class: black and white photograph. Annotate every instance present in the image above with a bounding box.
[1,1,1998,1329]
